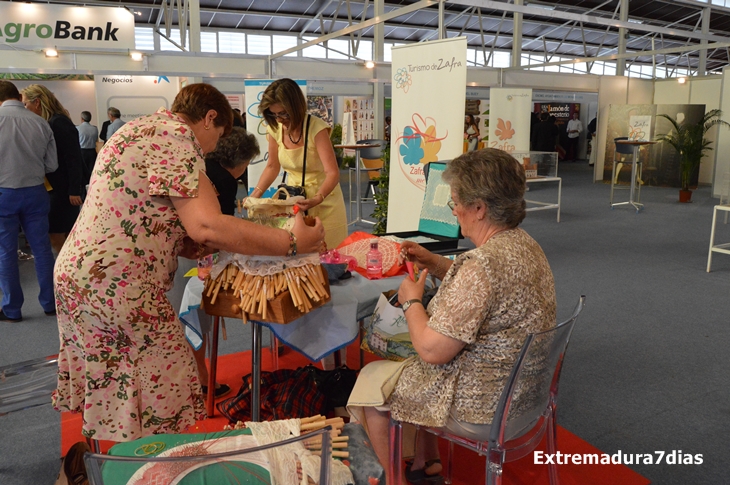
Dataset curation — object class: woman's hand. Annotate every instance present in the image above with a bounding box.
[398,268,428,305]
[399,241,434,269]
[295,194,324,212]
[291,212,326,254]
[179,236,213,259]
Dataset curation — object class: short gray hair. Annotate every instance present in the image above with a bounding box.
[108,107,121,119]
[81,111,92,122]
[442,148,526,228]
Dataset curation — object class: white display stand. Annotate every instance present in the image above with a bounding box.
[513,151,562,222]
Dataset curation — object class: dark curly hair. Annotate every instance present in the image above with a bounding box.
[205,126,260,170]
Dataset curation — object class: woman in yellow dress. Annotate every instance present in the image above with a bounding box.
[253,79,348,249]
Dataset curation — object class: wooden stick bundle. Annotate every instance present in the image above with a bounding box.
[223,415,349,459]
[301,416,349,458]
[205,262,329,323]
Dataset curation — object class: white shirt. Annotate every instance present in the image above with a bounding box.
[567,119,583,139]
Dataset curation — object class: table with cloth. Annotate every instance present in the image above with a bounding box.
[179,271,403,420]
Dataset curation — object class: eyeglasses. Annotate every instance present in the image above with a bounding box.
[447,199,455,210]
[270,110,290,120]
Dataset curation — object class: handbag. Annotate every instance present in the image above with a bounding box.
[243,187,303,230]
[361,290,416,361]
[277,115,311,199]
[217,366,327,422]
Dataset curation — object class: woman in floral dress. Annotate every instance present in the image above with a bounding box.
[53,83,325,442]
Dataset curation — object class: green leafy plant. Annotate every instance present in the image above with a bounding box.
[330,123,343,165]
[655,109,730,191]
[371,144,390,235]
[341,155,356,169]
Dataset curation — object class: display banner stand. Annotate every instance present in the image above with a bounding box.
[386,37,467,233]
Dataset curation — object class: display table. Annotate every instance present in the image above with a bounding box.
[525,176,562,222]
[179,273,403,420]
[613,140,656,213]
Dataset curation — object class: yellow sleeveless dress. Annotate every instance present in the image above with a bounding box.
[269,116,348,249]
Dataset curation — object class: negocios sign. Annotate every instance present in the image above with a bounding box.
[0,3,134,50]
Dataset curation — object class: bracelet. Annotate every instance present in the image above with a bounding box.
[315,193,325,202]
[286,231,298,257]
[254,186,263,195]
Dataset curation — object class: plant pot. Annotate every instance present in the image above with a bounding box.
[679,189,693,203]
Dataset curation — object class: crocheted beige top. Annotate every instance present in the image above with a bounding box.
[389,228,556,427]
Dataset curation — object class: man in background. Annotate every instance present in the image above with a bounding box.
[531,112,559,152]
[0,81,58,322]
[76,111,98,190]
[566,112,583,162]
[105,107,125,140]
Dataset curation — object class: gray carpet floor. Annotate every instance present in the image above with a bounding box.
[1,162,729,484]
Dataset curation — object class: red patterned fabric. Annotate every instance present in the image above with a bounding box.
[336,232,406,278]
[217,367,327,422]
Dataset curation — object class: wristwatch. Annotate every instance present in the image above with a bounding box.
[401,299,423,313]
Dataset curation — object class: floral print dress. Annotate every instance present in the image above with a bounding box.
[53,108,206,441]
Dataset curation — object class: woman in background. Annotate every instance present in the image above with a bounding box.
[193,126,260,399]
[464,114,480,152]
[21,84,84,254]
[253,78,347,249]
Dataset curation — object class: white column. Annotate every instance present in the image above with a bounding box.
[189,0,201,53]
[374,0,385,140]
[699,6,711,76]
[511,0,523,68]
[616,0,628,75]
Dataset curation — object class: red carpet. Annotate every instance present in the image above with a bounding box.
[61,340,649,485]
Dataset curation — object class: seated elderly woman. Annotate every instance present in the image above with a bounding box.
[348,148,556,484]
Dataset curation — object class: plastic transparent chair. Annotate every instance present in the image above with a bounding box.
[389,296,586,485]
[84,425,333,485]
[0,355,57,416]
[611,137,643,205]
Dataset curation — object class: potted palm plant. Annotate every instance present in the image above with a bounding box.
[655,109,730,202]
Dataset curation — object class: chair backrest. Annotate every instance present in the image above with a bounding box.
[361,157,384,181]
[614,137,634,155]
[491,296,585,445]
[357,139,386,159]
[0,355,57,416]
[84,426,333,485]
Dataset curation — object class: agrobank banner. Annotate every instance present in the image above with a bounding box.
[0,3,134,50]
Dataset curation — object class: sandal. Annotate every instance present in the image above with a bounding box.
[63,441,91,485]
[405,459,444,485]
[201,383,231,399]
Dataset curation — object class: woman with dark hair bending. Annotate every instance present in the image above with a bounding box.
[253,78,348,249]
[348,148,556,483]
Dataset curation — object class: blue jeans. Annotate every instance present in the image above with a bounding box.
[0,185,55,318]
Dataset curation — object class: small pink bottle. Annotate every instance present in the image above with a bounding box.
[366,241,383,279]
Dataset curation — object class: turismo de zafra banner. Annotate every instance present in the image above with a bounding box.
[0,2,135,50]
[387,37,467,233]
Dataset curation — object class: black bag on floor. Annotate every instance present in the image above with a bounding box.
[307,365,358,413]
